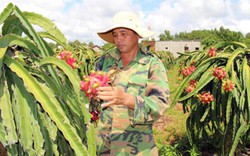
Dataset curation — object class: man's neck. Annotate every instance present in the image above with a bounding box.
[121,49,139,67]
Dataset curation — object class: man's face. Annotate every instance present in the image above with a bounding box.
[112,28,140,53]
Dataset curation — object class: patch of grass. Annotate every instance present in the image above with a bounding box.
[166,65,181,100]
[154,104,188,145]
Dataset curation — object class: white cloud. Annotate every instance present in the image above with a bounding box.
[147,0,249,38]
[238,0,250,17]
[0,0,249,45]
[52,0,136,44]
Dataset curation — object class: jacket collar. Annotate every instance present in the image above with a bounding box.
[108,48,151,66]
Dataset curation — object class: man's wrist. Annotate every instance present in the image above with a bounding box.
[124,94,135,109]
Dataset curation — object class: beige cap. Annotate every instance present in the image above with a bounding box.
[97,11,155,44]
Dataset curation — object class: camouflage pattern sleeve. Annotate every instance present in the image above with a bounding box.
[131,56,170,126]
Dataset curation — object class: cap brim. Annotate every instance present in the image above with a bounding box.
[97,24,155,44]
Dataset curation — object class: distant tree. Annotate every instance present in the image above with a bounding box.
[69,40,81,47]
[245,32,250,39]
[159,30,174,41]
[174,30,212,41]
[187,30,211,40]
[174,31,188,40]
[88,41,94,47]
[201,36,219,49]
[214,26,244,42]
[243,33,250,47]
[159,27,247,49]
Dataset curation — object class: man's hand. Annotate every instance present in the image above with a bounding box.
[97,86,134,109]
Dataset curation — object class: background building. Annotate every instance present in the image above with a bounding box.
[142,40,201,58]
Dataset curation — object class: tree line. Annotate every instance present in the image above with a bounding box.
[158,26,250,48]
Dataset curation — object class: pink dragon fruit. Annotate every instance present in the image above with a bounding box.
[185,79,197,93]
[213,67,227,80]
[222,79,234,92]
[181,65,196,77]
[80,70,110,99]
[197,92,214,104]
[208,47,217,57]
[58,51,77,69]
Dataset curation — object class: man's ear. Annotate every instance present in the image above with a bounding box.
[136,34,140,40]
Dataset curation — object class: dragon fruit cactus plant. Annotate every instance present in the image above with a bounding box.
[171,42,250,156]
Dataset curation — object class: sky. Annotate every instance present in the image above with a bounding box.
[1,0,250,45]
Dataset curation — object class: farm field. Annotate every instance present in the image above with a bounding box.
[1,3,250,156]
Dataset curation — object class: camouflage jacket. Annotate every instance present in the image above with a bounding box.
[94,48,170,156]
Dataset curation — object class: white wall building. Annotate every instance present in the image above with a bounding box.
[155,40,201,57]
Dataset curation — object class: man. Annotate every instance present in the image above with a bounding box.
[95,11,170,155]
